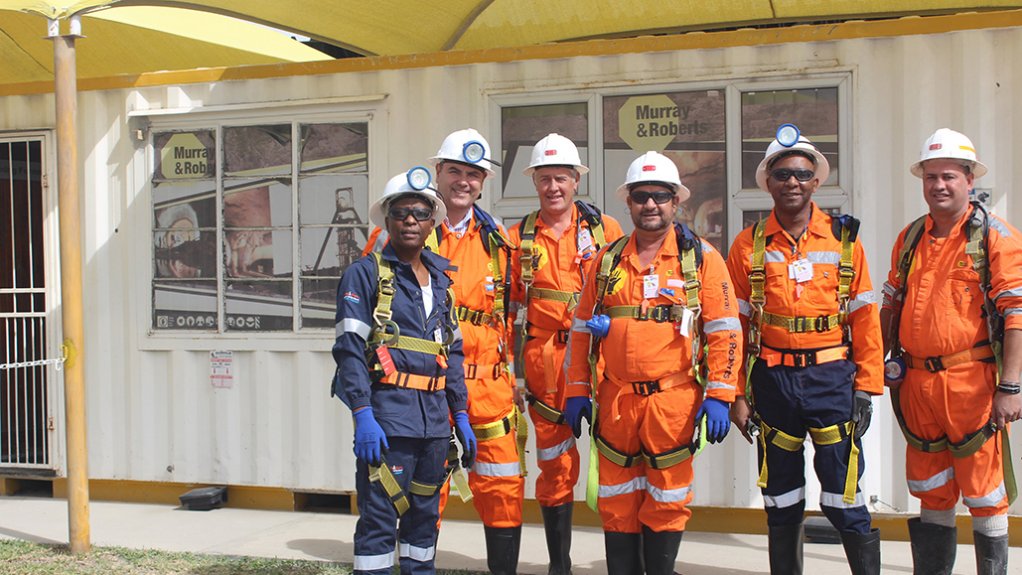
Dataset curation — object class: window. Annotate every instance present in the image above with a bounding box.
[152,122,370,332]
[493,76,849,254]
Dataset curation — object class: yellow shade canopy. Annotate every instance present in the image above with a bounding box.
[1,0,1019,88]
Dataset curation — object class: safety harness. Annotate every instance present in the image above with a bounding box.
[887,201,1016,504]
[745,214,863,505]
[520,201,608,424]
[583,222,706,510]
[362,252,474,511]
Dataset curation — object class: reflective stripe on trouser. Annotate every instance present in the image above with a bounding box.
[524,335,580,507]
[751,359,872,534]
[595,377,699,533]
[469,430,525,527]
[900,362,1009,517]
[354,436,448,575]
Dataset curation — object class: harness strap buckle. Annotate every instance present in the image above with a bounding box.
[815,315,832,333]
[631,380,661,396]
[924,356,945,372]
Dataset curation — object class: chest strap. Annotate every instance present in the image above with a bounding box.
[528,286,580,308]
[455,305,493,327]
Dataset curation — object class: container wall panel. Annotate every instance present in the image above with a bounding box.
[2,24,1020,513]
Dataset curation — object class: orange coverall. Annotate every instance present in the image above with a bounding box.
[566,226,741,532]
[883,207,1022,517]
[508,206,623,507]
[362,216,522,527]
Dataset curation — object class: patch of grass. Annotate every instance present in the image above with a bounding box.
[0,540,480,575]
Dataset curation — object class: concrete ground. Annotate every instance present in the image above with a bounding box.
[1,496,1018,573]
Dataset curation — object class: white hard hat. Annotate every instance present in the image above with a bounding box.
[430,128,496,176]
[368,167,447,229]
[755,128,830,192]
[910,128,987,178]
[524,133,589,176]
[615,151,690,202]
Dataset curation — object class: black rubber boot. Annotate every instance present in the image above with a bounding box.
[604,531,643,575]
[973,531,1008,575]
[642,525,683,575]
[840,528,881,575]
[768,523,804,575]
[908,517,956,575]
[541,504,573,575]
[484,525,522,575]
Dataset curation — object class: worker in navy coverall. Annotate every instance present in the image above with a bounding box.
[333,171,476,575]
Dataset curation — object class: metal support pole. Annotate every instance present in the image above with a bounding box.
[52,27,91,555]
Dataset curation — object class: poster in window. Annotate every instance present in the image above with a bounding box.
[500,103,588,200]
[603,90,727,252]
[300,123,369,174]
[224,125,292,177]
[153,130,215,182]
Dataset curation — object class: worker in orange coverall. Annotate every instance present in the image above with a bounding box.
[508,133,622,575]
[881,128,1022,575]
[361,128,523,575]
[565,151,740,575]
[727,125,883,575]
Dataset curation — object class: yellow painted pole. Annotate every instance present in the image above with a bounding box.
[52,21,91,555]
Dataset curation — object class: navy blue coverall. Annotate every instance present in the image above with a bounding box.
[333,245,467,575]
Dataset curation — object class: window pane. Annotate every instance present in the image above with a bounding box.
[300,123,368,174]
[298,175,370,279]
[154,181,217,280]
[223,180,293,279]
[153,281,217,330]
[153,130,215,182]
[603,90,727,251]
[225,281,293,331]
[741,87,839,189]
[223,230,292,279]
[500,103,588,200]
[301,278,338,329]
[224,125,291,177]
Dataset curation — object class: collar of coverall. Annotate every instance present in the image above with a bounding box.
[532,203,584,234]
[763,201,831,240]
[621,223,680,269]
[381,242,453,273]
[922,202,975,240]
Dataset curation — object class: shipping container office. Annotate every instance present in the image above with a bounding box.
[2,13,1021,524]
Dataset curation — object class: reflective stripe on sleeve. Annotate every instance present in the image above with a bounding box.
[994,287,1022,300]
[705,381,736,392]
[704,317,741,333]
[572,317,591,333]
[338,318,372,340]
[848,291,878,314]
[907,467,954,493]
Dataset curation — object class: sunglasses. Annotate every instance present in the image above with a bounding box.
[388,206,434,222]
[770,168,815,183]
[628,190,675,205]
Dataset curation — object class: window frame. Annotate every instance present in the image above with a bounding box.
[488,72,852,252]
[139,102,384,347]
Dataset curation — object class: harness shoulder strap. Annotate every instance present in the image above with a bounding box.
[519,211,540,286]
[674,222,703,312]
[831,215,859,330]
[575,200,606,247]
[370,252,396,325]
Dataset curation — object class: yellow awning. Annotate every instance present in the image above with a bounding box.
[1,0,1020,88]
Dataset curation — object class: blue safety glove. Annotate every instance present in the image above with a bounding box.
[453,411,477,469]
[852,391,873,440]
[352,407,388,466]
[586,315,611,339]
[695,397,731,444]
[564,396,592,439]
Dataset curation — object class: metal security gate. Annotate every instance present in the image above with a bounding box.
[1,137,56,472]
